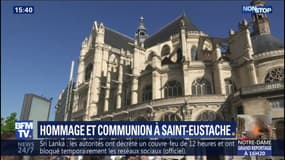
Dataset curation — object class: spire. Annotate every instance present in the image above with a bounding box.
[135,16,148,48]
[182,10,186,17]
[251,0,271,36]
[138,16,146,30]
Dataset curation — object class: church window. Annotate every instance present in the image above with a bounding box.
[164,80,182,98]
[78,92,87,110]
[147,52,154,62]
[123,86,131,106]
[109,87,117,112]
[191,46,198,61]
[192,78,212,95]
[225,79,236,95]
[270,99,284,109]
[196,110,216,121]
[160,112,181,121]
[161,45,170,56]
[176,48,182,63]
[142,85,152,102]
[85,64,93,82]
[265,67,284,83]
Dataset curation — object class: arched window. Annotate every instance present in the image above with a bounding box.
[270,99,284,109]
[134,116,148,121]
[142,85,152,102]
[225,79,236,95]
[109,54,118,64]
[196,110,216,121]
[161,45,170,56]
[109,54,118,72]
[265,68,284,83]
[176,48,182,63]
[276,120,284,140]
[85,64,93,82]
[109,87,117,112]
[160,112,181,121]
[164,80,182,98]
[123,86,131,106]
[191,46,198,61]
[147,52,154,62]
[192,78,212,95]
[78,91,87,110]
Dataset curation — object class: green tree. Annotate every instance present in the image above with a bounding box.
[1,112,17,135]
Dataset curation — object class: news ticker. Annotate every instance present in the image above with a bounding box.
[15,121,236,139]
[1,139,284,156]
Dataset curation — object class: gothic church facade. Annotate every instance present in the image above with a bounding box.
[70,0,284,149]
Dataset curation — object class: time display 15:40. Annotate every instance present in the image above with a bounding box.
[13,6,34,14]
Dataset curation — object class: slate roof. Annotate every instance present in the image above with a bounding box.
[144,15,201,48]
[104,27,134,51]
[251,34,284,54]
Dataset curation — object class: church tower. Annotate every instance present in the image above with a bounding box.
[251,0,271,35]
[135,16,148,47]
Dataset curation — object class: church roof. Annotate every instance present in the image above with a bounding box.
[144,15,201,48]
[104,27,134,51]
[251,34,284,54]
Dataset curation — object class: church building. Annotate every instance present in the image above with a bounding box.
[64,0,284,159]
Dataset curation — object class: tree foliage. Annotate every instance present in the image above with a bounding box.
[1,112,17,135]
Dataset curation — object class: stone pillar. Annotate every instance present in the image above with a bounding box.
[131,77,138,104]
[85,72,93,120]
[180,24,187,61]
[152,54,161,69]
[217,63,226,95]
[245,28,257,85]
[88,22,105,118]
[215,45,226,95]
[248,63,258,85]
[180,25,189,97]
[88,46,102,118]
[152,70,161,100]
[245,29,254,59]
[215,44,222,60]
[116,57,124,109]
[76,37,88,87]
[131,47,141,105]
[76,56,85,87]
[72,92,79,113]
[104,66,111,112]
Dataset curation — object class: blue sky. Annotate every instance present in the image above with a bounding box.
[1,0,284,120]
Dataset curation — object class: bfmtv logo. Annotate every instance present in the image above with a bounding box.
[15,121,33,140]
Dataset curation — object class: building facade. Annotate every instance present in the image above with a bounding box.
[70,0,283,159]
[20,93,51,141]
[20,93,51,121]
